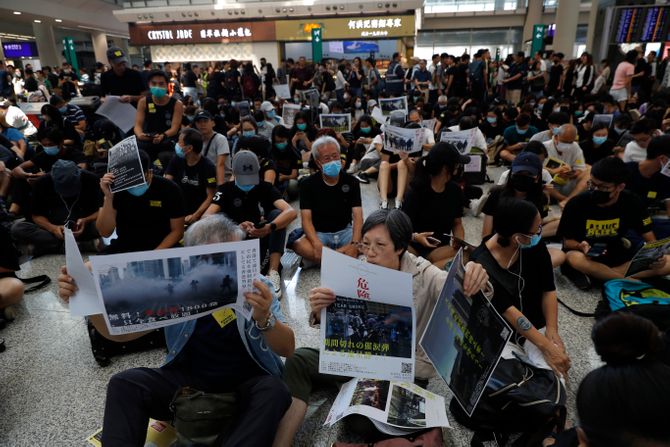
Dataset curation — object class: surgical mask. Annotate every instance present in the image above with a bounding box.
[175,143,185,158]
[551,127,560,136]
[355,101,362,109]
[257,121,265,128]
[516,126,528,135]
[519,233,542,249]
[591,189,612,204]
[235,181,255,192]
[510,174,536,192]
[128,183,149,197]
[150,86,167,98]
[613,127,624,134]
[267,110,276,119]
[293,96,300,103]
[574,111,584,117]
[242,130,255,138]
[592,135,608,145]
[296,123,307,131]
[275,141,288,150]
[557,142,573,152]
[58,106,67,114]
[360,126,371,134]
[553,107,561,113]
[486,117,497,124]
[322,160,341,177]
[43,145,60,156]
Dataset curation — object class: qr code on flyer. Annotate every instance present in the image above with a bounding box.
[401,362,413,374]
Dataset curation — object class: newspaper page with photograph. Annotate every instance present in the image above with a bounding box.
[382,125,423,155]
[95,96,137,134]
[421,119,437,133]
[379,97,408,116]
[319,248,415,382]
[324,378,450,435]
[274,84,291,99]
[320,114,352,133]
[439,128,477,154]
[420,249,512,416]
[64,228,103,316]
[625,235,670,277]
[90,239,260,335]
[282,103,301,128]
[107,136,146,193]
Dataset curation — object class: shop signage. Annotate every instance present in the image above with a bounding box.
[530,24,546,58]
[312,27,322,63]
[129,22,276,45]
[2,42,38,58]
[275,15,415,41]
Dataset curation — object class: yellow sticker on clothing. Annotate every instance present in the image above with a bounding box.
[211,308,236,328]
[648,191,658,199]
[148,103,156,113]
[150,200,162,207]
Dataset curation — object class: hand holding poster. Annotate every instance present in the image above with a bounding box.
[379,97,408,116]
[64,228,103,316]
[282,103,301,128]
[107,136,146,193]
[439,128,477,154]
[371,106,387,125]
[90,239,260,335]
[319,248,415,382]
[320,114,352,133]
[383,125,423,155]
[420,249,512,416]
[324,378,449,435]
[625,235,670,277]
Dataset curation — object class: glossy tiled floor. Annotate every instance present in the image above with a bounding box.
[0,167,603,446]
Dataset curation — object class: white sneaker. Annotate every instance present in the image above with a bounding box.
[395,199,402,209]
[381,200,389,210]
[470,193,489,217]
[267,270,282,298]
[346,162,358,174]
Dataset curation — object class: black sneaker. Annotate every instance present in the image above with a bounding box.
[354,172,370,184]
[560,263,592,291]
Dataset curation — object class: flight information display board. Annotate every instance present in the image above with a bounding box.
[614,6,669,43]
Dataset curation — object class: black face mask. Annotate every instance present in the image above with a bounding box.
[510,174,536,192]
[591,190,612,204]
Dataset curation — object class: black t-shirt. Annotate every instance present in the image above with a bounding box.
[470,237,555,329]
[270,146,301,176]
[30,149,86,173]
[300,172,362,233]
[166,156,216,215]
[506,62,525,90]
[110,176,185,253]
[547,64,563,92]
[449,65,468,96]
[212,181,281,225]
[625,162,670,211]
[580,138,616,165]
[181,70,197,88]
[402,181,463,234]
[558,190,653,251]
[32,171,101,224]
[206,71,226,99]
[0,224,20,272]
[479,121,504,140]
[24,77,38,92]
[482,186,548,222]
[101,68,145,98]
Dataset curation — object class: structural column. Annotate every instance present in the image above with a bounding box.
[32,22,61,68]
[90,31,109,64]
[553,0,580,58]
[585,0,599,53]
[522,0,544,44]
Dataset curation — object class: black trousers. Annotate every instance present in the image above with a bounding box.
[102,366,291,447]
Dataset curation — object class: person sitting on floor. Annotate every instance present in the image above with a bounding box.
[543,124,590,208]
[499,113,539,163]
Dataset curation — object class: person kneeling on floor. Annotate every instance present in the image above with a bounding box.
[58,214,295,447]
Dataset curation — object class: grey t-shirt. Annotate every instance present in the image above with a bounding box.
[202,132,232,182]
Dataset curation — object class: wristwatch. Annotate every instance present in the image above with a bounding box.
[255,312,276,332]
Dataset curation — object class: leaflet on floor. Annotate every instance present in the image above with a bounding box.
[625,235,670,277]
[420,249,512,417]
[383,125,423,155]
[439,128,477,154]
[320,114,351,133]
[319,248,414,382]
[95,95,137,134]
[86,419,177,447]
[107,136,146,194]
[89,239,259,335]
[282,103,301,128]
[64,228,103,317]
[379,96,408,116]
[324,378,449,435]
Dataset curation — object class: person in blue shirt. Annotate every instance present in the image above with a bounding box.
[57,213,295,446]
[412,59,432,102]
[499,113,539,163]
[1,124,31,161]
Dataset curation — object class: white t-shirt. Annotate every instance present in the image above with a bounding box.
[623,141,647,163]
[5,106,37,136]
[498,168,554,188]
[543,139,586,170]
[529,129,553,144]
[202,132,231,181]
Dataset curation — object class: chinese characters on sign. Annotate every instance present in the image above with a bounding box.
[199,26,252,39]
[347,18,403,30]
[129,22,275,46]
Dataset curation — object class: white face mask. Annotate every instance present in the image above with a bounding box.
[557,142,572,152]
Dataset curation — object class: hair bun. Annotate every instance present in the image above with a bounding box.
[592,313,664,365]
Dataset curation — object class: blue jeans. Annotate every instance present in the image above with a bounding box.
[316,224,353,250]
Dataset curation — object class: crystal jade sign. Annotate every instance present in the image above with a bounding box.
[129,22,276,45]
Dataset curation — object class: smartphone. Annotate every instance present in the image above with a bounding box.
[97,139,112,151]
[254,221,267,229]
[587,243,607,258]
[426,236,442,246]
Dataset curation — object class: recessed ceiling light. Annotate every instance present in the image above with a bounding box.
[55,19,63,22]
[34,19,41,23]
[13,11,21,15]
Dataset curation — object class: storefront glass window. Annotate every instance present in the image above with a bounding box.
[414,28,522,60]
[424,0,519,14]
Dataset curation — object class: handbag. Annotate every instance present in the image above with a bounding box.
[332,427,444,447]
[169,386,237,447]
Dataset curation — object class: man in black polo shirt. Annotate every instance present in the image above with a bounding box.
[503,51,526,106]
[11,160,100,257]
[100,47,146,104]
[204,150,296,296]
[559,157,670,289]
[165,128,216,225]
[289,136,363,264]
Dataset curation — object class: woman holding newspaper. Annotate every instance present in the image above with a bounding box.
[273,209,489,446]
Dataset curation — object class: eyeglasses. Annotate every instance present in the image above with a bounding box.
[523,223,542,238]
[358,240,389,253]
[587,180,615,192]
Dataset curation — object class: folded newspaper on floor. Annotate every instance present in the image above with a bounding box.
[86,419,176,447]
[319,248,415,382]
[89,239,260,335]
[420,249,512,417]
[625,235,670,277]
[107,135,146,193]
[324,378,450,435]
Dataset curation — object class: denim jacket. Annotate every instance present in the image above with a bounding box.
[163,276,286,377]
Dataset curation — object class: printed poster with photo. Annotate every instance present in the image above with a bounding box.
[274,84,291,99]
[420,249,512,417]
[319,248,415,382]
[107,136,146,193]
[592,114,613,129]
[383,125,423,155]
[320,114,352,133]
[90,239,260,335]
[324,378,449,435]
[282,103,301,128]
[379,96,408,116]
[625,235,670,277]
[421,119,437,132]
[439,128,477,154]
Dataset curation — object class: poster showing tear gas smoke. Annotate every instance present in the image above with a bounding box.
[90,239,259,335]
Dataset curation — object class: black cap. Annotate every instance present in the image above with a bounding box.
[51,160,81,197]
[106,46,128,65]
[194,111,213,121]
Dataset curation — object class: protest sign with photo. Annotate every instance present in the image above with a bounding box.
[90,239,260,335]
[300,88,319,102]
[592,114,613,129]
[420,249,512,417]
[421,119,437,133]
[274,84,291,99]
[625,235,670,277]
[383,125,423,155]
[95,96,137,134]
[282,103,301,128]
[107,136,146,193]
[439,128,477,154]
[320,114,352,133]
[324,378,449,435]
[319,249,415,382]
[380,97,408,116]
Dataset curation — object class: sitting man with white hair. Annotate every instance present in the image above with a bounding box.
[288,136,363,265]
[543,123,590,208]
